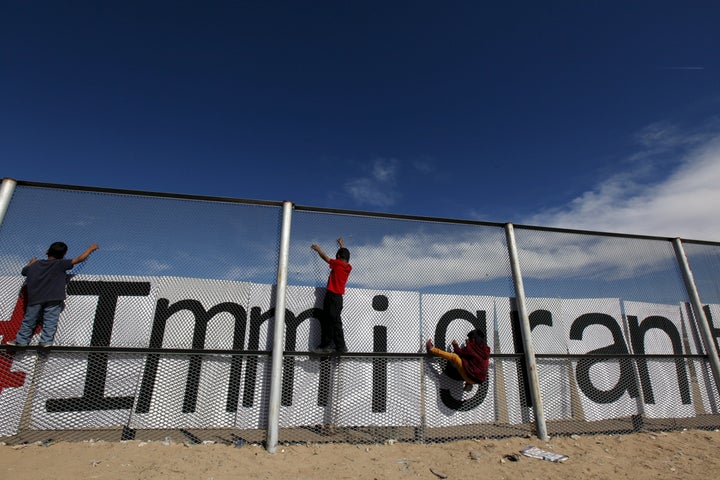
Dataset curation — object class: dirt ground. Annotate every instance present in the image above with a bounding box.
[2,428,719,480]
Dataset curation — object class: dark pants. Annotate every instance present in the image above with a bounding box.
[319,291,346,349]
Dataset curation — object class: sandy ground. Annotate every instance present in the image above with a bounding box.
[2,429,719,480]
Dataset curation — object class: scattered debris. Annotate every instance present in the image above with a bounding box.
[469,450,481,460]
[503,453,521,462]
[520,446,568,463]
[430,467,448,478]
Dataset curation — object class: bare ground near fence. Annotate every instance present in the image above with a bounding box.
[2,428,719,480]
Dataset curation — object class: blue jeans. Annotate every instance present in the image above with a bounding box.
[14,301,64,345]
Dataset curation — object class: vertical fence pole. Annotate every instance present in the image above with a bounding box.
[0,178,17,228]
[504,223,548,440]
[266,201,294,453]
[673,238,720,396]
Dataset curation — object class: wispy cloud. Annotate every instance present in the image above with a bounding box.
[144,259,171,272]
[525,123,720,240]
[412,158,436,174]
[322,123,720,290]
[344,231,510,289]
[632,121,711,151]
[344,158,399,207]
[661,66,705,70]
[301,227,673,290]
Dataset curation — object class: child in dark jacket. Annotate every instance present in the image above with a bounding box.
[426,329,490,391]
[8,241,99,347]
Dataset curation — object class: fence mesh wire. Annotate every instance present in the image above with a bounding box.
[1,182,719,447]
[513,228,720,435]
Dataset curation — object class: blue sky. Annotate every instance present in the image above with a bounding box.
[2,1,720,240]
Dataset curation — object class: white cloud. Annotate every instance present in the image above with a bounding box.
[348,231,509,289]
[525,125,720,241]
[317,124,720,290]
[344,158,399,207]
[340,228,673,290]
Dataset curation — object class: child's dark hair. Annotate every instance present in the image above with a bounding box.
[467,329,486,344]
[336,247,350,261]
[47,242,68,259]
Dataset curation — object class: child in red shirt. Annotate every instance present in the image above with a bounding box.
[311,237,352,354]
[426,329,490,391]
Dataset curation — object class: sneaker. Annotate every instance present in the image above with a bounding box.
[312,345,335,354]
[38,342,52,348]
[5,340,27,347]
[336,346,348,354]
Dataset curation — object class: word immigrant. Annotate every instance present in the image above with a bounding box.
[1,275,718,436]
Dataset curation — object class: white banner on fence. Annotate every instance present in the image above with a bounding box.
[130,277,251,429]
[0,275,714,436]
[336,288,422,427]
[421,294,497,427]
[0,352,37,436]
[21,276,157,430]
[622,301,694,419]
[562,298,639,421]
[684,302,720,414]
[0,275,30,436]
[496,297,572,425]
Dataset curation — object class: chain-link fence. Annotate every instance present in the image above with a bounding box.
[1,180,719,448]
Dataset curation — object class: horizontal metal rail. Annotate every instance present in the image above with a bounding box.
[0,345,711,360]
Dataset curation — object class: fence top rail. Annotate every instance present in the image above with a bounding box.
[11,179,284,208]
[8,178,720,245]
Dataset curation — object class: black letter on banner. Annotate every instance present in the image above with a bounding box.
[371,295,390,413]
[702,305,720,354]
[510,308,554,409]
[242,306,274,408]
[225,303,248,412]
[46,281,150,412]
[373,325,388,413]
[570,313,639,404]
[135,299,246,414]
[281,307,322,406]
[435,309,488,411]
[627,315,691,405]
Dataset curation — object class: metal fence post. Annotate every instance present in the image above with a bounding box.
[266,201,294,453]
[0,178,17,228]
[504,223,548,440]
[673,238,720,396]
